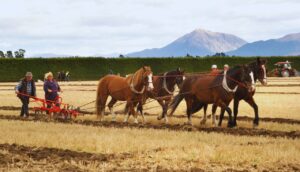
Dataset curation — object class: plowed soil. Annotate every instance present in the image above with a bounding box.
[1,106,300,125]
[0,143,299,172]
[0,114,299,139]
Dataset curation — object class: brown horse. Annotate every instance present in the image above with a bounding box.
[197,58,268,127]
[96,66,154,123]
[169,65,254,127]
[128,68,185,123]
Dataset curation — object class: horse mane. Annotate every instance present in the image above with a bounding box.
[126,67,147,85]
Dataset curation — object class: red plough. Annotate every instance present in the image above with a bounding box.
[32,96,79,119]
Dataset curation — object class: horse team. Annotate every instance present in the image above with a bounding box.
[96,58,268,128]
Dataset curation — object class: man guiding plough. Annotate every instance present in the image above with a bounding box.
[15,72,36,118]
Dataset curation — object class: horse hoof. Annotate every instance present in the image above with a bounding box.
[164,118,169,124]
[200,120,206,125]
[157,116,162,120]
[253,124,259,129]
[227,123,234,128]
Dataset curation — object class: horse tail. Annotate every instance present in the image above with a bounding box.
[168,93,185,116]
[96,78,108,118]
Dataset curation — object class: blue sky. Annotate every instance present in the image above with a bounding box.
[0,0,299,56]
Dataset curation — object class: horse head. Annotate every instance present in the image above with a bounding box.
[163,67,186,94]
[142,66,154,91]
[174,67,185,89]
[226,65,254,93]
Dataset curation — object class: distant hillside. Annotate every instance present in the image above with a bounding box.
[31,53,73,58]
[229,33,300,56]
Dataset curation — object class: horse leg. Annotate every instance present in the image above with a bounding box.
[97,94,108,121]
[163,98,171,124]
[132,101,139,124]
[124,102,131,123]
[127,99,139,124]
[218,101,230,127]
[157,99,165,120]
[137,101,146,123]
[200,104,208,125]
[107,98,117,122]
[218,102,234,128]
[218,108,226,127]
[233,97,240,127]
[185,97,194,125]
[244,97,259,128]
[211,104,218,127]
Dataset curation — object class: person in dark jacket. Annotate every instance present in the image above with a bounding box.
[15,72,36,117]
[43,72,62,110]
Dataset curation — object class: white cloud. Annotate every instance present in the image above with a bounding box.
[0,0,299,56]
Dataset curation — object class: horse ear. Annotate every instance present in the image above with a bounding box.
[257,57,261,65]
[263,59,267,64]
[243,64,248,72]
[143,66,146,71]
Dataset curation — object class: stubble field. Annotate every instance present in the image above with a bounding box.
[0,77,299,171]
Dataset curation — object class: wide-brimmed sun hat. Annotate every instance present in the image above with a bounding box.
[25,72,33,77]
[45,72,53,79]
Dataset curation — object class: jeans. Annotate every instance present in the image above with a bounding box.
[19,97,29,117]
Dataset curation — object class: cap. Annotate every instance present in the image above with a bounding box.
[224,64,229,68]
[211,64,217,69]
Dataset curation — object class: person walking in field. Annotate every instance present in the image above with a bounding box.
[210,64,219,75]
[224,64,229,72]
[15,72,36,117]
[44,72,62,111]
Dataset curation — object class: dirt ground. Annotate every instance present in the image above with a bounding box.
[0,77,299,171]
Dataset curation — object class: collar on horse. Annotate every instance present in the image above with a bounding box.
[222,71,238,93]
[163,72,174,95]
[130,72,145,94]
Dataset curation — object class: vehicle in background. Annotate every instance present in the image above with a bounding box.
[268,61,298,77]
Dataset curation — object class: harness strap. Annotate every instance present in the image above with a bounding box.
[130,72,145,94]
[222,71,238,93]
[163,72,174,95]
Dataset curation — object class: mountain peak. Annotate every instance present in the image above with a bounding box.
[193,28,225,35]
[127,28,247,57]
[175,28,247,53]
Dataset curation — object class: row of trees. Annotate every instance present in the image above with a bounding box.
[0,49,26,58]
